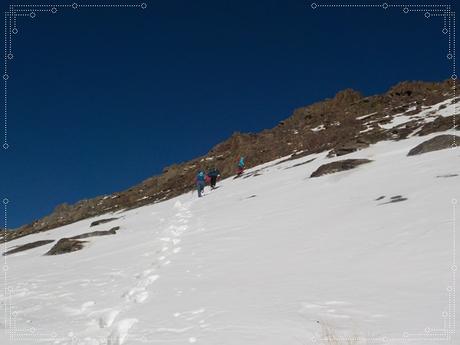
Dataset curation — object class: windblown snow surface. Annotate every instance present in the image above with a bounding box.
[1,131,459,345]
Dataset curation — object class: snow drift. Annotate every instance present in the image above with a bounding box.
[1,104,459,345]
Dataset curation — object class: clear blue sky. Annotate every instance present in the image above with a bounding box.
[1,0,455,228]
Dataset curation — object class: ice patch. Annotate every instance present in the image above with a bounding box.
[311,124,325,132]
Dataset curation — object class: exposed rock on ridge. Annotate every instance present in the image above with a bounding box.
[2,80,457,242]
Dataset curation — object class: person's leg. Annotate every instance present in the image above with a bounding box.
[197,183,202,197]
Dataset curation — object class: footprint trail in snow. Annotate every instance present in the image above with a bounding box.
[81,200,194,345]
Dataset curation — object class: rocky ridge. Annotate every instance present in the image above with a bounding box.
[2,80,458,242]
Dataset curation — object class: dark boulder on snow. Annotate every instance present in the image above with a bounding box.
[285,158,317,170]
[90,218,118,227]
[70,227,120,240]
[45,238,86,255]
[377,195,408,205]
[407,135,459,156]
[326,140,369,158]
[436,174,458,178]
[3,240,55,256]
[43,227,121,255]
[310,159,372,177]
[417,116,459,136]
[388,195,407,203]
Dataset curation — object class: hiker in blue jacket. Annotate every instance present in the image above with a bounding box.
[237,157,245,176]
[196,170,206,197]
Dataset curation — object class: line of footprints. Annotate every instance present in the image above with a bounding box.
[109,201,192,345]
[65,201,193,345]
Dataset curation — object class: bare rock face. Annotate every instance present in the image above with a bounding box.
[418,117,459,136]
[333,89,363,105]
[310,159,372,178]
[407,135,459,156]
[387,81,448,106]
[3,240,55,256]
[45,238,86,255]
[4,80,456,242]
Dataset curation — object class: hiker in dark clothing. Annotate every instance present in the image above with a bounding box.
[207,167,220,189]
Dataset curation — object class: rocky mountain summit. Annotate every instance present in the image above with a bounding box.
[3,80,457,242]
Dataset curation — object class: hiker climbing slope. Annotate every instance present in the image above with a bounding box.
[237,157,245,177]
[207,167,220,189]
[196,170,206,197]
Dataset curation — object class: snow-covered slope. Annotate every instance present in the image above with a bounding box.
[1,131,459,345]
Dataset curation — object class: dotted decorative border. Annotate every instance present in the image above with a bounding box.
[2,198,9,339]
[2,2,148,341]
[1,2,457,343]
[2,2,148,150]
[311,3,457,343]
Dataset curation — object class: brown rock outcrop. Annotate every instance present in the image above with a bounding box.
[3,80,456,242]
[407,135,459,156]
[310,159,372,178]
